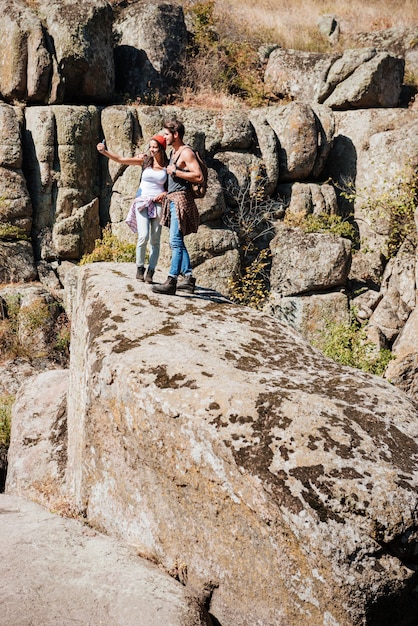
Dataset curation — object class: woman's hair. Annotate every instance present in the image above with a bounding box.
[163,117,185,140]
[143,139,169,169]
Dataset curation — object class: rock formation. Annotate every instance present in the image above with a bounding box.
[1,493,209,626]
[6,262,418,625]
[1,6,418,623]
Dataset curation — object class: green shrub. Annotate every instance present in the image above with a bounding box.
[0,295,70,363]
[0,223,30,241]
[54,312,71,356]
[284,211,358,245]
[0,394,14,447]
[315,315,394,377]
[80,225,136,264]
[184,1,269,106]
[338,166,417,258]
[228,248,271,310]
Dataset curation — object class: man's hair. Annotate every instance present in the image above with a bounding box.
[163,117,185,140]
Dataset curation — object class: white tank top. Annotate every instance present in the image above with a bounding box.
[139,167,167,199]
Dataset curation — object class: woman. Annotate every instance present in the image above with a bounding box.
[97,135,168,283]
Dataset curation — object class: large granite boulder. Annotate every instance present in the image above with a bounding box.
[317,48,404,109]
[269,224,352,296]
[0,104,33,257]
[0,0,53,104]
[0,242,37,283]
[0,494,209,626]
[8,262,418,626]
[264,47,404,110]
[0,0,114,105]
[266,290,350,345]
[323,108,418,279]
[368,237,416,344]
[250,102,326,181]
[264,48,339,103]
[24,105,101,262]
[351,26,418,82]
[36,0,114,103]
[114,3,188,101]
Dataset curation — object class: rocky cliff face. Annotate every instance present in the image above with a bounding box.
[2,100,417,400]
[1,5,418,624]
[6,262,418,625]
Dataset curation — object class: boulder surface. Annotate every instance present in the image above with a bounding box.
[7,262,418,626]
[0,493,209,626]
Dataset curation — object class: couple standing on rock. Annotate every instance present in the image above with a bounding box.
[97,117,204,295]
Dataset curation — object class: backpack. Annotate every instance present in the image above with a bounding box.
[173,145,208,199]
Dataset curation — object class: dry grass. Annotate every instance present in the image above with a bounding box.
[87,0,418,108]
[111,0,418,40]
[205,0,418,47]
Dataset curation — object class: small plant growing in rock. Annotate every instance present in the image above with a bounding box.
[223,174,283,257]
[0,223,30,241]
[0,294,70,364]
[0,394,14,448]
[224,174,281,309]
[284,211,358,245]
[315,314,394,377]
[228,247,271,310]
[80,225,136,264]
[338,165,417,258]
[54,312,71,357]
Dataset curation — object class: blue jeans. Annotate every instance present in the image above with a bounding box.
[169,201,192,278]
[135,204,162,270]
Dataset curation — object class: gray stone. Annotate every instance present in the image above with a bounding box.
[6,370,69,508]
[368,238,416,343]
[114,4,187,101]
[24,105,101,261]
[269,224,352,296]
[0,103,23,168]
[385,351,418,403]
[9,262,417,626]
[264,48,338,103]
[323,109,418,262]
[383,277,418,402]
[194,248,241,297]
[350,26,418,79]
[351,288,383,321]
[283,181,338,216]
[317,14,340,40]
[0,494,209,626]
[0,0,52,104]
[248,108,281,194]
[37,0,114,103]
[266,102,319,180]
[53,198,101,260]
[266,290,350,344]
[0,241,37,283]
[319,49,404,109]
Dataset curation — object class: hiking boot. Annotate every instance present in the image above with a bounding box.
[144,268,154,284]
[136,266,145,281]
[151,276,177,295]
[176,275,196,293]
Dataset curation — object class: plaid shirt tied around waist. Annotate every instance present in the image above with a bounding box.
[160,190,199,236]
[125,197,157,233]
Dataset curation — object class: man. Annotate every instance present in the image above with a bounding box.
[151,117,203,296]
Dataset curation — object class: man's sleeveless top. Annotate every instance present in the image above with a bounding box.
[167,151,191,194]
